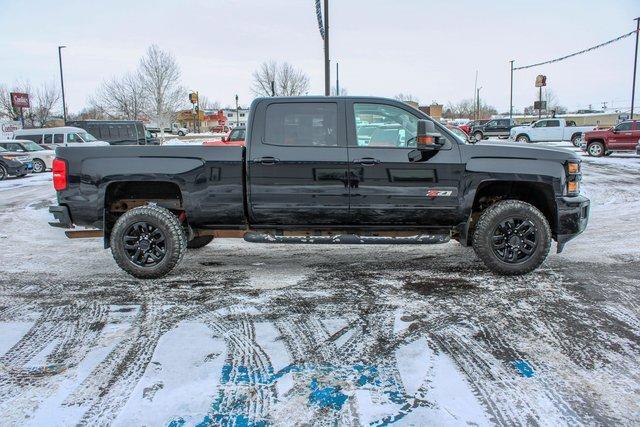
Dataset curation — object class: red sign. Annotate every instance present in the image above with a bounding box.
[10,92,30,108]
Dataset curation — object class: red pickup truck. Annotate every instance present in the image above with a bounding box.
[582,120,640,156]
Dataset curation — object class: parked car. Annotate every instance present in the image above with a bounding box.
[12,127,109,148]
[146,122,189,136]
[67,120,152,145]
[509,119,596,145]
[636,138,640,156]
[459,119,489,135]
[581,120,640,157]
[446,125,470,142]
[471,118,516,140]
[49,96,589,279]
[0,139,54,173]
[0,146,32,180]
[203,126,246,146]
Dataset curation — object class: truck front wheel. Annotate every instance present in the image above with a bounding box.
[472,200,551,275]
[587,142,604,157]
[187,235,214,249]
[110,205,187,279]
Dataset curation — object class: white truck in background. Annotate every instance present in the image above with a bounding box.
[509,118,597,146]
[145,122,189,136]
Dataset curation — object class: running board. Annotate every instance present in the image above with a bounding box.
[243,232,450,245]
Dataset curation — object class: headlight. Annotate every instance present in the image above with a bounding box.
[567,162,580,174]
[565,161,581,195]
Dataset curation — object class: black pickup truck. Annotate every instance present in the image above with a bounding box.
[49,96,589,278]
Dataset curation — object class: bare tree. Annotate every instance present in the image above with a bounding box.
[331,86,348,96]
[394,93,420,104]
[93,72,147,119]
[443,98,496,119]
[29,81,61,126]
[1,81,61,127]
[139,45,186,134]
[251,61,310,97]
[197,95,220,111]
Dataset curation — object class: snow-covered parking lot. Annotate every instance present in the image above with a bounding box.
[0,144,639,425]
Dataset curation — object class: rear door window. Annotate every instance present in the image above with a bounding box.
[43,134,53,144]
[20,134,42,144]
[265,103,338,147]
[546,120,560,127]
[54,134,64,144]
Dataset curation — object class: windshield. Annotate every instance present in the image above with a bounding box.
[78,132,98,142]
[448,127,468,143]
[21,141,44,151]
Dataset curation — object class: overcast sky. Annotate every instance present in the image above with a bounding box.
[1,0,637,114]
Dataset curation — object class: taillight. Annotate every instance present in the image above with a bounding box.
[52,158,67,191]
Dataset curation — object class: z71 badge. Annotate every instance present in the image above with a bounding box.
[426,189,454,198]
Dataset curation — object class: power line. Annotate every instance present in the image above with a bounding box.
[514,29,638,70]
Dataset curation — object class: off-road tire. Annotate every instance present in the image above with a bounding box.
[187,235,214,249]
[516,134,530,143]
[33,159,46,173]
[587,142,604,157]
[0,165,6,181]
[472,200,551,275]
[110,205,186,279]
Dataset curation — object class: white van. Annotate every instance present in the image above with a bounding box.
[12,126,109,147]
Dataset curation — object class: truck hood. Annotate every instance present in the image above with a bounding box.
[468,141,579,162]
[584,128,612,137]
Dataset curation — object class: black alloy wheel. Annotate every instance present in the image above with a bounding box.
[490,217,537,264]
[123,221,167,266]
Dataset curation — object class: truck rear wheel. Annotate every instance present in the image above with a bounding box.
[110,205,186,279]
[472,200,551,275]
[187,235,214,249]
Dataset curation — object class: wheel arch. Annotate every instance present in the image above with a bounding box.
[103,180,184,248]
[464,180,557,246]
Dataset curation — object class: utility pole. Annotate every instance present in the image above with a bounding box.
[631,17,640,119]
[335,62,339,96]
[509,60,514,120]
[58,46,67,124]
[473,70,478,119]
[476,87,482,120]
[235,94,239,127]
[323,0,330,96]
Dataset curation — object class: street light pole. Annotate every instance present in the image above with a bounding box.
[631,17,640,119]
[58,45,67,124]
[323,0,330,96]
[235,94,239,127]
[336,62,339,96]
[476,87,482,120]
[509,60,514,120]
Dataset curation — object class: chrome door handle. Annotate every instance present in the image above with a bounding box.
[353,158,380,166]
[254,157,280,165]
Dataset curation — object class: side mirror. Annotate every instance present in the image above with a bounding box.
[415,120,443,151]
[408,120,443,162]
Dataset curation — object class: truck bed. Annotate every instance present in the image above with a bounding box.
[55,145,246,228]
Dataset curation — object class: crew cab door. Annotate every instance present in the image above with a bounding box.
[247,99,349,225]
[609,121,639,150]
[346,100,463,226]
